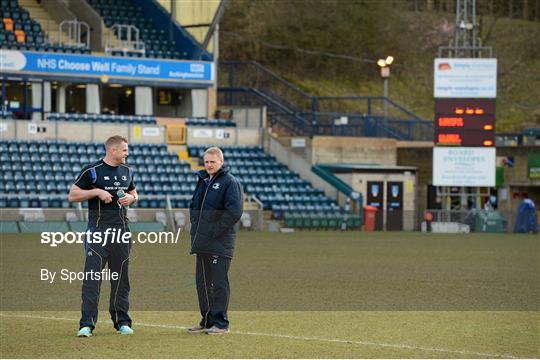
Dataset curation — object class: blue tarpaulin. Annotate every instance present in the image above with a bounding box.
[514,199,538,234]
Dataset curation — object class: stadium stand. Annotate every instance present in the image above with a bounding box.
[46,113,157,124]
[0,0,90,53]
[0,1,360,231]
[86,0,182,59]
[0,139,194,209]
[188,145,342,220]
[0,139,344,227]
[283,211,362,230]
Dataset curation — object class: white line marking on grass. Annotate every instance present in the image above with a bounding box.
[0,313,518,359]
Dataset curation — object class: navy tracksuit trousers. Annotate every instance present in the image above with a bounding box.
[196,254,231,329]
[79,228,132,330]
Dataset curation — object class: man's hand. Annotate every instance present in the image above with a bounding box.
[118,193,136,206]
[94,189,113,203]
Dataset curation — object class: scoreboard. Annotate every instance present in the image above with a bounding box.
[432,58,497,188]
[434,99,495,147]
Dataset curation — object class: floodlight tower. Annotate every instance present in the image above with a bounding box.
[435,0,496,213]
[454,0,477,57]
[439,0,492,58]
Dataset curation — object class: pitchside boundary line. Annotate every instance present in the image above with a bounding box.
[0,313,518,359]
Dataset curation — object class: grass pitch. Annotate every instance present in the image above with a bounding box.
[1,231,538,358]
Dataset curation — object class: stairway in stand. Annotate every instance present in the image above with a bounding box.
[18,0,70,45]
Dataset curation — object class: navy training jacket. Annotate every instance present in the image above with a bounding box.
[189,166,243,258]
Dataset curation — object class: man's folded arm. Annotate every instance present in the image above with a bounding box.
[213,181,243,237]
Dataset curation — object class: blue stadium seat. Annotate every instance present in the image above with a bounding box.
[0,139,339,213]
[46,112,153,124]
[8,199,20,207]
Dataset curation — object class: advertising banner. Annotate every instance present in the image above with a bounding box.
[433,147,496,186]
[0,49,213,83]
[434,58,497,98]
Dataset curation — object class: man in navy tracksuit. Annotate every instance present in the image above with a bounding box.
[68,135,138,337]
[188,146,243,335]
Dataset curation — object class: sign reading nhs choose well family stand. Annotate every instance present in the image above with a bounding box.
[0,50,213,84]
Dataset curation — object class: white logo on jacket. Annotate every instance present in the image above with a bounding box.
[212,183,220,190]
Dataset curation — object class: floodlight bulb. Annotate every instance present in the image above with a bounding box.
[377,59,386,67]
[385,56,394,65]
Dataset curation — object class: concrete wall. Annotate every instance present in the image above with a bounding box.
[2,120,260,146]
[57,122,92,142]
[269,135,311,161]
[186,127,260,146]
[15,121,58,140]
[230,107,266,129]
[0,120,17,139]
[311,137,397,165]
[236,129,262,145]
[273,135,398,166]
[90,124,127,143]
[397,147,432,217]
[268,133,339,201]
[1,120,166,144]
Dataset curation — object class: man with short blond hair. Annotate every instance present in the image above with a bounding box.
[104,135,129,149]
[68,135,138,337]
[188,146,243,335]
[203,146,224,161]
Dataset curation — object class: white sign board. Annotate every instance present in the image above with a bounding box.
[291,138,306,148]
[28,123,37,134]
[433,147,496,187]
[192,129,213,138]
[142,127,160,137]
[434,58,497,98]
